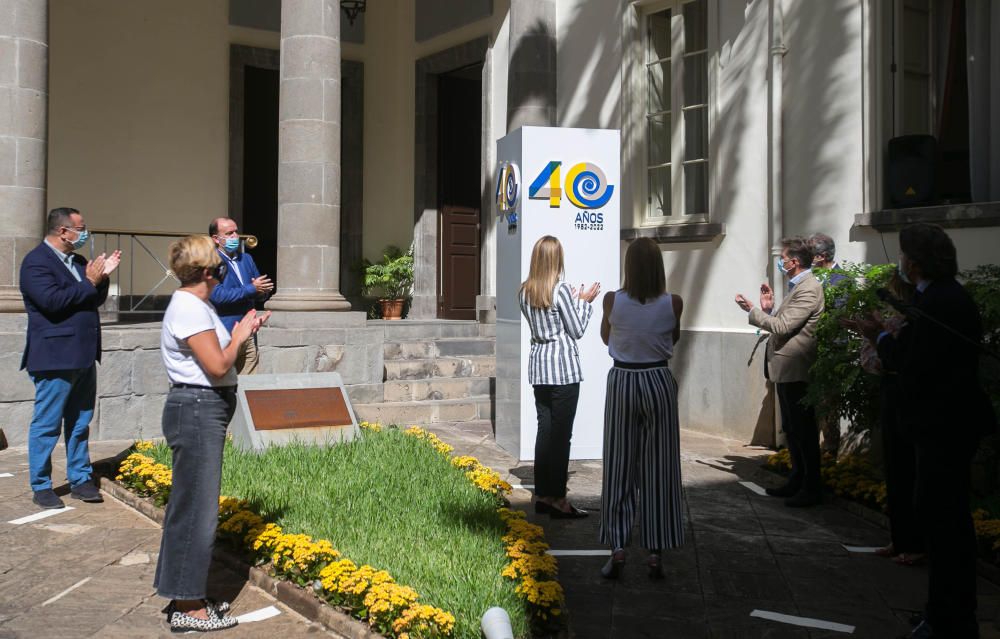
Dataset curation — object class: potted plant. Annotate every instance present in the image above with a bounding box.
[361,245,414,320]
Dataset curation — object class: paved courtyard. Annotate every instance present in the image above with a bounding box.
[1,427,999,638]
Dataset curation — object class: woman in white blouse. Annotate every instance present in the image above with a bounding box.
[519,235,600,518]
[154,235,268,632]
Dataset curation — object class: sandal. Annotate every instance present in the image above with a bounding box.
[601,549,625,579]
[647,552,664,579]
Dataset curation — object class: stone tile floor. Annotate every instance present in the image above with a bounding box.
[2,427,1000,638]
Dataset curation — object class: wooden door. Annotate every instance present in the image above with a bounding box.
[439,206,480,319]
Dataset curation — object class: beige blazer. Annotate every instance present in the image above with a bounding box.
[748,271,824,383]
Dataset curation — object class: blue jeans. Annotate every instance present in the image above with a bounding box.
[154,386,236,601]
[28,365,97,492]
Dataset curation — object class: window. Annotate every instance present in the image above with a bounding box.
[639,0,710,224]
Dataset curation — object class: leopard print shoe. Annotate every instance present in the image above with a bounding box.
[169,609,238,633]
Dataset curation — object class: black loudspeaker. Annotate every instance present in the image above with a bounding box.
[887,134,937,208]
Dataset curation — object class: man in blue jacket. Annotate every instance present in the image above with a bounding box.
[209,217,273,373]
[20,207,121,509]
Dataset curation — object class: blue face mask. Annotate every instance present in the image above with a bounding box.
[775,255,789,276]
[71,229,89,251]
[224,237,241,253]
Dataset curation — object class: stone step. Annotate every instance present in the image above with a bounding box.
[383,337,495,360]
[383,356,495,381]
[382,376,493,402]
[353,399,492,426]
[375,320,482,341]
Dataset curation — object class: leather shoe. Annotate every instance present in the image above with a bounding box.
[32,488,65,509]
[904,620,934,639]
[784,491,822,508]
[765,484,800,498]
[70,482,103,503]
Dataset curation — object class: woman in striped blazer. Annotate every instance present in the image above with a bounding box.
[519,235,600,518]
[598,237,685,579]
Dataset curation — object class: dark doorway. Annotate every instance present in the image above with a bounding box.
[232,48,365,306]
[437,64,483,319]
[241,66,280,290]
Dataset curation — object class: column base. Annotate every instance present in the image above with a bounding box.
[0,290,25,313]
[266,291,352,312]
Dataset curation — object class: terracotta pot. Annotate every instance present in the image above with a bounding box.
[379,298,405,320]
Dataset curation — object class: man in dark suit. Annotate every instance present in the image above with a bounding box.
[208,217,273,374]
[857,223,995,638]
[20,208,121,509]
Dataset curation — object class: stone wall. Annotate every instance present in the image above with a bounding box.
[0,311,385,446]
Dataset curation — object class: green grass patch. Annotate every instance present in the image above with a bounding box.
[149,430,528,639]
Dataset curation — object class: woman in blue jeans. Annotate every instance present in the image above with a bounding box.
[519,235,600,518]
[154,235,268,632]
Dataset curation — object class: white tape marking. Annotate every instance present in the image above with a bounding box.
[739,481,768,496]
[842,545,882,554]
[546,549,612,557]
[234,605,282,624]
[41,577,91,606]
[8,506,75,525]
[750,610,855,633]
[0,473,13,478]
[513,484,535,490]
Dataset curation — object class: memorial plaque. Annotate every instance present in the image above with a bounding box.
[229,372,360,452]
[244,388,353,430]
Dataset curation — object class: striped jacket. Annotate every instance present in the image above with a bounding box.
[519,281,594,385]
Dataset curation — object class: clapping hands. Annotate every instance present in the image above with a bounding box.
[572,282,601,304]
[232,309,272,346]
[85,250,122,286]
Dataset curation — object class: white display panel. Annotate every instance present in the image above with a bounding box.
[495,127,621,461]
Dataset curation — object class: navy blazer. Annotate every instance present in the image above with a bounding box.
[19,242,109,373]
[209,250,267,332]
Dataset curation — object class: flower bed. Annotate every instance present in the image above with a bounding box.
[115,423,563,638]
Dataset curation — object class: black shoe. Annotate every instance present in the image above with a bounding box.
[647,552,664,579]
[70,482,103,503]
[904,620,934,639]
[784,491,822,508]
[32,488,65,509]
[550,504,589,519]
[765,483,800,498]
[534,500,556,514]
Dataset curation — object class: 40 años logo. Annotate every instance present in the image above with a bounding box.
[528,161,613,231]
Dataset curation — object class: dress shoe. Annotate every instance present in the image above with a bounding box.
[784,491,822,508]
[647,552,664,579]
[904,620,934,639]
[70,482,103,503]
[550,503,589,519]
[32,488,65,509]
[765,484,800,498]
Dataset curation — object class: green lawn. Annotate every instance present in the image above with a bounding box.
[150,429,528,639]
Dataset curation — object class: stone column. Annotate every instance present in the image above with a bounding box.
[507,0,557,131]
[0,1,48,312]
[268,0,350,311]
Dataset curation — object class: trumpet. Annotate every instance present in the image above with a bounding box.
[239,234,258,249]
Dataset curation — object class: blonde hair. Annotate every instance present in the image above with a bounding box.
[170,235,221,285]
[623,237,666,304]
[520,236,564,309]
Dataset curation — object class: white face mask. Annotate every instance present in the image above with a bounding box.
[898,253,912,284]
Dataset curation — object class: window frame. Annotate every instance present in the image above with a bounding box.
[622,0,717,229]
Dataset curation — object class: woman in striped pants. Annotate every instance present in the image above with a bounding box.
[519,236,601,518]
[599,237,684,578]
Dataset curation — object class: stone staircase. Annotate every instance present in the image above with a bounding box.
[350,321,495,431]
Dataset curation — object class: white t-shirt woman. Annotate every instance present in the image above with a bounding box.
[160,290,238,387]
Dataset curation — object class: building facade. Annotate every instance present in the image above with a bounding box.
[1,0,997,446]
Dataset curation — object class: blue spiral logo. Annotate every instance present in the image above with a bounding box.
[566,163,613,209]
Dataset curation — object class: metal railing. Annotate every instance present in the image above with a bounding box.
[88,229,257,316]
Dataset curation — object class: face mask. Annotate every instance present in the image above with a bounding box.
[897,254,911,284]
[224,237,241,253]
[69,229,89,251]
[211,262,228,282]
[775,255,789,276]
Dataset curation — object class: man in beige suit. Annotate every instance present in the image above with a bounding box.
[736,237,825,507]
